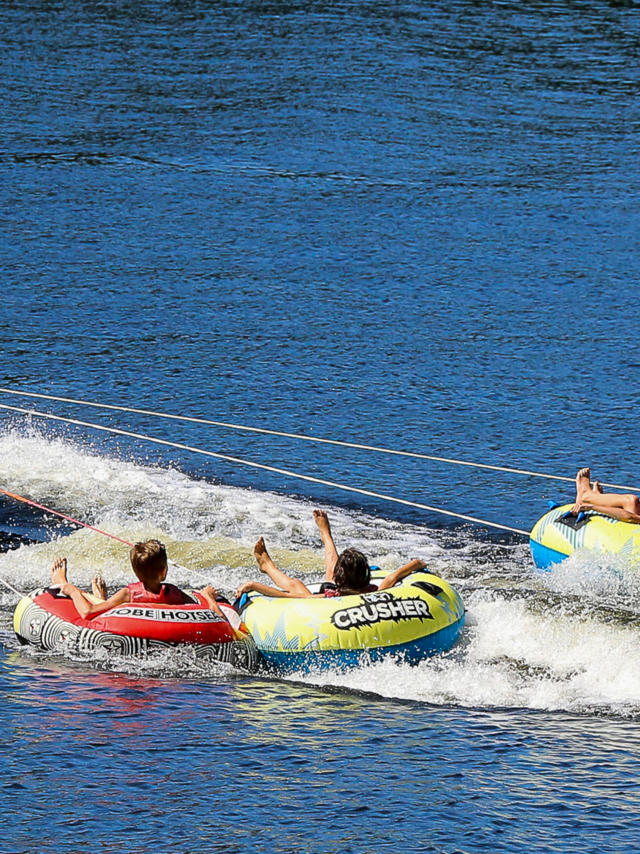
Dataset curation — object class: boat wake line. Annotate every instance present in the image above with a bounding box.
[1,386,638,552]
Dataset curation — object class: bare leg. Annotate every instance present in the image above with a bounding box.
[313,509,339,581]
[50,557,99,613]
[571,467,592,513]
[571,468,640,523]
[254,537,309,596]
[580,491,640,511]
[92,575,108,601]
[576,501,640,524]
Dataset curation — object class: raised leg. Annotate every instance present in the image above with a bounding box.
[254,537,309,596]
[572,467,640,523]
[578,501,640,523]
[313,509,339,581]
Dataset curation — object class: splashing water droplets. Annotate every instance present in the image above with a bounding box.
[2,426,640,717]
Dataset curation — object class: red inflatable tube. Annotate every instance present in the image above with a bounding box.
[33,589,241,645]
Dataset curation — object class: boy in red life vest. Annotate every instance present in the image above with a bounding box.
[50,539,226,620]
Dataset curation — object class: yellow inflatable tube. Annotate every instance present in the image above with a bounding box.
[530,503,640,569]
[236,567,465,673]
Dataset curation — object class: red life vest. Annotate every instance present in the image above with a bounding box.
[127,581,194,605]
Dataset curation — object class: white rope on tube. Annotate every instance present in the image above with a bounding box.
[0,575,25,598]
[1,386,631,490]
[0,402,530,536]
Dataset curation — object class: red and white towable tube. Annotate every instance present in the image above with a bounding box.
[14,588,260,671]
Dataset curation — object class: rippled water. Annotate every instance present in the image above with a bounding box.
[5,651,640,854]
[3,435,640,851]
[3,1,640,851]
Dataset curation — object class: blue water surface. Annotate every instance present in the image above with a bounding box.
[3,654,640,854]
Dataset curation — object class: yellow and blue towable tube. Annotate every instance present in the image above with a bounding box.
[530,503,640,570]
[236,567,465,673]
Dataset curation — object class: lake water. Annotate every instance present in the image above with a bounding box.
[2,1,640,851]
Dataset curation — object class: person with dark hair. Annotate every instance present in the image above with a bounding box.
[330,547,372,596]
[50,538,225,619]
[236,510,427,600]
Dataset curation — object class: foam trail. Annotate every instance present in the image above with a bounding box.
[540,549,640,612]
[301,592,640,717]
[0,426,446,595]
[2,426,640,718]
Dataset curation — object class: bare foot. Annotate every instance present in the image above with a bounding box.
[594,480,604,494]
[313,509,332,538]
[50,557,68,589]
[575,467,592,503]
[576,467,591,489]
[92,575,108,600]
[254,537,270,572]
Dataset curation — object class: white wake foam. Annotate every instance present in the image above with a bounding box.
[2,426,640,718]
[0,425,446,594]
[301,592,640,717]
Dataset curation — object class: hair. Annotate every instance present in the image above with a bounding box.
[333,548,371,593]
[129,539,168,585]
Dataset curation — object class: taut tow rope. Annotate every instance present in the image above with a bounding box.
[0,403,529,535]
[0,487,134,546]
[0,574,25,598]
[0,486,211,595]
[0,387,634,491]
[0,486,133,599]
